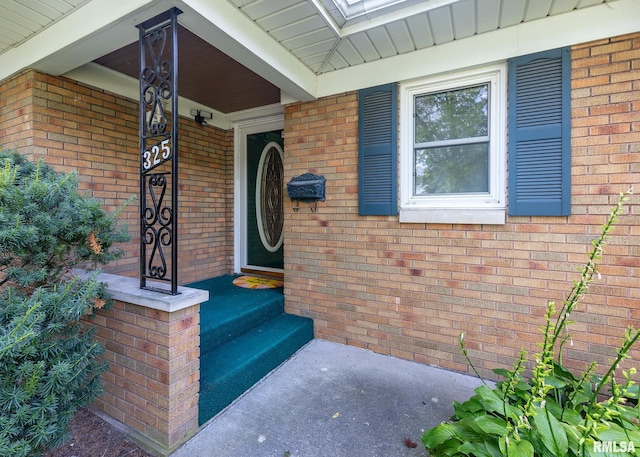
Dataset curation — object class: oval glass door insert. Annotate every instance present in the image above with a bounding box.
[255,141,284,252]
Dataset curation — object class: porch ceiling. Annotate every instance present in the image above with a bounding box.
[92,26,282,115]
[0,0,625,117]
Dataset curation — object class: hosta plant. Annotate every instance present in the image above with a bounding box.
[0,149,130,456]
[423,191,640,457]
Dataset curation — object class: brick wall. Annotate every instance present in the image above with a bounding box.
[0,70,36,155]
[0,70,231,453]
[86,299,200,453]
[1,32,637,387]
[283,32,640,379]
[0,70,234,284]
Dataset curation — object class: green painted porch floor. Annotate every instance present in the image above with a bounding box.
[187,275,313,426]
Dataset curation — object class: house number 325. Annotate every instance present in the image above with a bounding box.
[143,139,171,170]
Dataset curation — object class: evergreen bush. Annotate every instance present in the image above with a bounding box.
[0,149,130,456]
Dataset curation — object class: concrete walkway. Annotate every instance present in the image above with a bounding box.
[172,339,485,457]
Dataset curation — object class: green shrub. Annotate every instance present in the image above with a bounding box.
[423,192,640,457]
[0,149,130,456]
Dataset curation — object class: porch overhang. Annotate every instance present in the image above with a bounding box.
[0,0,638,127]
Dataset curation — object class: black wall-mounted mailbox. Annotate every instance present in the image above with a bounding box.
[287,173,326,211]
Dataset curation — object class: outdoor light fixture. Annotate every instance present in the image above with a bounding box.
[190,109,213,126]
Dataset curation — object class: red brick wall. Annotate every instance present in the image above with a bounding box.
[1,34,638,381]
[283,32,640,379]
[87,300,200,452]
[0,71,234,284]
[0,70,36,155]
[0,71,225,451]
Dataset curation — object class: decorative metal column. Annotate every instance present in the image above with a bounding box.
[138,8,181,294]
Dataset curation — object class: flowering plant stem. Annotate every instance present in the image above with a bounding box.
[422,191,640,457]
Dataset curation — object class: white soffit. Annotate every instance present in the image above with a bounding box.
[316,0,637,97]
[0,0,634,112]
[0,0,162,82]
[0,0,90,55]
[228,0,621,76]
[0,0,627,82]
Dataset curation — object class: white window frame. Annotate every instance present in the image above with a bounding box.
[399,63,507,224]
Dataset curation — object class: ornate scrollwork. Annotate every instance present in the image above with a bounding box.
[260,146,284,248]
[142,174,173,281]
[141,26,172,136]
[139,8,180,294]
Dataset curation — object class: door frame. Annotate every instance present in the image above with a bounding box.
[233,114,284,274]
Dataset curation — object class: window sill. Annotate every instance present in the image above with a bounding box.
[399,207,505,225]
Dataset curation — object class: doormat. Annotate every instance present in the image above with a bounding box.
[232,275,284,289]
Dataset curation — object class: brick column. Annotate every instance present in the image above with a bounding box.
[83,273,208,456]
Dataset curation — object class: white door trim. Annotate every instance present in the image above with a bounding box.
[233,115,284,274]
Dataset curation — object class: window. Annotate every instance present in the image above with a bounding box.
[399,64,506,224]
[413,84,489,195]
[357,49,570,221]
[323,0,423,25]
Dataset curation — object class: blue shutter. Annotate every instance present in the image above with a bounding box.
[358,83,398,216]
[508,47,571,216]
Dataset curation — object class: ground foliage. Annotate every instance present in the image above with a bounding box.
[0,149,130,456]
[423,191,640,457]
[42,408,152,457]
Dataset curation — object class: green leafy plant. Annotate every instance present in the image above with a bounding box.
[423,191,640,457]
[0,149,130,456]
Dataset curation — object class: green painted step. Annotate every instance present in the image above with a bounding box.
[198,313,313,425]
[189,275,285,350]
